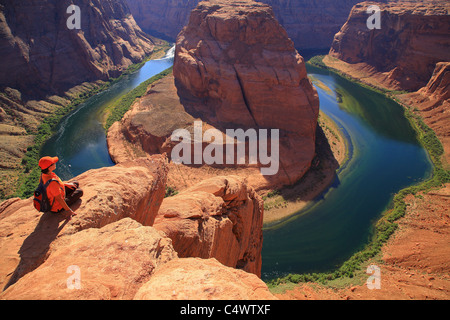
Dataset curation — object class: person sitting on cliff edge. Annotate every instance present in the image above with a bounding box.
[38,156,83,216]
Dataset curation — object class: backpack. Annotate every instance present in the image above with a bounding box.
[33,177,56,212]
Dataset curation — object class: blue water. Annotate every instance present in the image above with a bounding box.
[260,65,432,280]
[40,51,432,280]
[41,47,175,180]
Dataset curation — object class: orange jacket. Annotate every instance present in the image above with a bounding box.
[41,172,66,212]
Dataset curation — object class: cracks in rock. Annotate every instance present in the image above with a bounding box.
[233,65,258,128]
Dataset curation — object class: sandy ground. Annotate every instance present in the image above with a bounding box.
[275,184,450,300]
[262,111,346,224]
[272,56,450,300]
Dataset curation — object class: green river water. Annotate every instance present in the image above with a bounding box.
[41,51,433,281]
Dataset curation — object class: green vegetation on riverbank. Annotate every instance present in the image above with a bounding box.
[103,67,173,131]
[8,44,171,200]
[267,56,450,291]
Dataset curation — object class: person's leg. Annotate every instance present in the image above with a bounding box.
[64,182,83,207]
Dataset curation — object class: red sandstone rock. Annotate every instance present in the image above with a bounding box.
[126,0,363,50]
[417,61,450,103]
[174,1,319,187]
[0,156,270,299]
[109,0,320,191]
[328,1,450,91]
[0,0,166,193]
[153,175,264,276]
[174,0,319,134]
[134,257,276,300]
[0,156,168,291]
[0,218,177,300]
[398,62,450,165]
[0,0,162,99]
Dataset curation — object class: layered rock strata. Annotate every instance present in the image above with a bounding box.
[0,0,160,98]
[0,156,271,299]
[0,0,165,198]
[174,0,319,188]
[154,176,264,276]
[398,62,450,166]
[126,0,367,50]
[109,0,320,192]
[326,1,450,91]
[324,1,450,164]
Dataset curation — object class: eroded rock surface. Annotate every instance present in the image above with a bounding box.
[154,175,264,276]
[134,258,276,300]
[0,156,273,299]
[326,1,450,91]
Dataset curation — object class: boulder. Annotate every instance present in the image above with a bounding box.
[153,175,264,276]
[134,257,276,300]
[0,155,168,290]
[0,218,177,300]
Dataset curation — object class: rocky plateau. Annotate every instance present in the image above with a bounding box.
[0,155,275,300]
[108,0,321,194]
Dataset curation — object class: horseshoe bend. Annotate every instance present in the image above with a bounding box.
[0,0,449,303]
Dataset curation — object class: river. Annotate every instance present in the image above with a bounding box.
[41,46,175,180]
[261,65,432,280]
[40,50,432,281]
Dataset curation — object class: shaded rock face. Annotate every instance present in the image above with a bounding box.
[418,61,450,102]
[126,0,365,50]
[153,176,264,276]
[328,1,450,91]
[0,0,160,99]
[0,156,272,299]
[174,0,319,131]
[172,0,319,187]
[398,62,450,165]
[263,0,377,50]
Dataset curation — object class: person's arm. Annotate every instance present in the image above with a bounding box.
[55,194,77,216]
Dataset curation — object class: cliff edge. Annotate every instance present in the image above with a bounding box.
[325,1,450,92]
[0,155,273,299]
[108,0,320,193]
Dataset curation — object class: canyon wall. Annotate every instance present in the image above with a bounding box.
[0,0,165,198]
[108,0,320,192]
[398,62,450,166]
[0,0,161,98]
[324,1,450,165]
[126,0,367,50]
[173,0,319,188]
[326,1,450,91]
[0,155,273,299]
